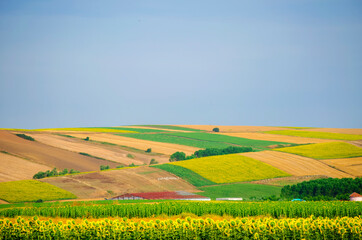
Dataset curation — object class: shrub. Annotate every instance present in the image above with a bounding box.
[33,168,79,179]
[116,165,124,168]
[146,148,152,153]
[100,165,110,171]
[127,154,134,159]
[150,159,158,165]
[169,152,186,162]
[15,134,35,141]
[212,127,219,132]
[84,136,90,141]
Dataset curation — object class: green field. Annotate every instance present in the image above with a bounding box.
[151,164,215,187]
[265,130,362,140]
[100,127,169,133]
[0,180,76,203]
[170,154,291,183]
[136,125,204,132]
[274,142,362,159]
[118,132,289,150]
[199,183,282,200]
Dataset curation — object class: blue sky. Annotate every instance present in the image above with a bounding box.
[0,1,361,128]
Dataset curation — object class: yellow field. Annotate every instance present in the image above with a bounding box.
[265,130,362,141]
[0,180,76,203]
[274,142,362,159]
[241,151,352,178]
[321,157,362,177]
[67,133,200,156]
[170,154,290,183]
[1,128,136,133]
[219,132,333,144]
[306,128,362,135]
[0,152,51,182]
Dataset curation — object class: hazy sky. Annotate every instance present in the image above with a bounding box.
[1,1,361,129]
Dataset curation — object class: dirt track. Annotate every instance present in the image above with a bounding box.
[241,151,352,178]
[0,152,51,182]
[0,131,119,172]
[67,133,200,156]
[41,166,199,199]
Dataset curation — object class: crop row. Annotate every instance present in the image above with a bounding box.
[0,201,361,219]
[1,216,361,240]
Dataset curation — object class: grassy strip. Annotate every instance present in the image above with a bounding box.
[163,132,290,150]
[274,142,362,159]
[117,133,233,149]
[170,154,291,184]
[0,180,76,203]
[136,125,204,132]
[199,183,282,200]
[265,130,362,140]
[15,134,35,141]
[151,164,215,187]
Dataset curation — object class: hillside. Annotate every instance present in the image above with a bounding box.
[0,125,361,202]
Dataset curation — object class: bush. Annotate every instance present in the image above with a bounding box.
[146,148,152,153]
[15,134,35,141]
[84,137,90,141]
[212,127,219,132]
[169,152,186,162]
[100,165,110,171]
[150,159,158,165]
[129,163,138,167]
[127,154,134,159]
[33,168,79,179]
[116,165,124,168]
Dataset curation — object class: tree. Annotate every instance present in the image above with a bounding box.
[84,137,90,141]
[169,152,186,162]
[145,148,152,153]
[212,127,219,132]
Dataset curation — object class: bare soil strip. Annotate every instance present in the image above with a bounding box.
[219,132,333,144]
[25,133,161,166]
[240,151,352,178]
[41,166,199,199]
[0,131,119,172]
[176,125,288,132]
[0,152,51,182]
[321,157,362,177]
[67,133,200,156]
[302,128,362,135]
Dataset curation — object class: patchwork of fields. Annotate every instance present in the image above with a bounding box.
[265,130,362,140]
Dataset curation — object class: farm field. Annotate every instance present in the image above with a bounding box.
[169,154,290,183]
[41,166,199,199]
[98,127,171,133]
[265,130,362,140]
[0,152,51,182]
[0,180,76,203]
[274,142,362,159]
[0,131,119,172]
[67,133,200,155]
[136,125,203,132]
[176,125,289,132]
[304,127,362,135]
[151,164,215,187]
[321,157,362,177]
[25,133,162,165]
[118,132,289,150]
[220,132,333,144]
[199,183,282,200]
[241,151,352,178]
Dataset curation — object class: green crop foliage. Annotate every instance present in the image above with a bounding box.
[274,142,362,159]
[151,164,215,187]
[136,125,204,131]
[170,154,290,184]
[199,183,282,200]
[265,130,362,140]
[0,180,76,203]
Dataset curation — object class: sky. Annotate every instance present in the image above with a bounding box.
[0,0,361,129]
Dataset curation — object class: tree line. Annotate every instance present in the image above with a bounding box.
[33,168,80,179]
[169,146,253,162]
[281,177,362,200]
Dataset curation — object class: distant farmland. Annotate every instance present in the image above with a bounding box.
[265,130,362,140]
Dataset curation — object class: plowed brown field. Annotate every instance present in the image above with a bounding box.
[176,125,288,132]
[0,152,51,182]
[240,151,352,178]
[67,133,200,156]
[0,131,119,172]
[41,166,199,199]
[219,132,333,144]
[321,157,362,177]
[26,133,168,165]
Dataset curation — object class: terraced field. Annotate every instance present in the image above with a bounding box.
[41,166,199,199]
[241,151,352,178]
[321,157,362,177]
[265,130,362,141]
[169,154,290,183]
[67,133,200,155]
[274,142,362,159]
[0,180,76,203]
